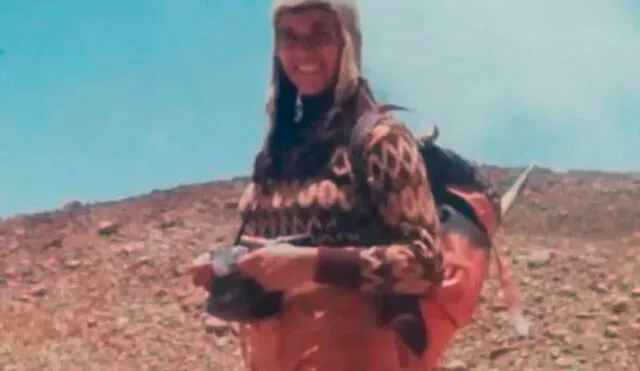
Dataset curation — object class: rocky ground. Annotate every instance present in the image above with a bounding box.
[0,167,638,371]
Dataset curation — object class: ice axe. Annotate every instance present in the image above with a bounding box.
[438,162,535,337]
[493,164,536,337]
[500,164,535,218]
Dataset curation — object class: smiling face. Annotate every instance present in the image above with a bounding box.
[275,6,342,96]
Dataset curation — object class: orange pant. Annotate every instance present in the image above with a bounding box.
[237,205,497,371]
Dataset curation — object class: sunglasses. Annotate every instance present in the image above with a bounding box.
[275,26,340,49]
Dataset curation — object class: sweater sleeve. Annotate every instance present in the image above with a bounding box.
[312,120,444,295]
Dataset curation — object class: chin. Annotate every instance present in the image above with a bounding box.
[296,83,331,97]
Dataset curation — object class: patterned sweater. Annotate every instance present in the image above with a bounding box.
[240,89,444,297]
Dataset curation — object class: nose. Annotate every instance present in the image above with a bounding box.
[291,42,317,59]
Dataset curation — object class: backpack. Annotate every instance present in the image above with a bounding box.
[348,103,501,236]
[348,103,531,354]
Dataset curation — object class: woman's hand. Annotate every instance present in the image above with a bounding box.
[187,245,250,291]
[235,236,318,291]
[188,235,316,292]
[188,252,217,292]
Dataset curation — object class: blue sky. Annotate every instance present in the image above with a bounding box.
[1,0,639,217]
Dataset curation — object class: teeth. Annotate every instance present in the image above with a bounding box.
[298,64,319,73]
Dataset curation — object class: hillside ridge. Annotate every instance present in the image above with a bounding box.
[0,164,638,370]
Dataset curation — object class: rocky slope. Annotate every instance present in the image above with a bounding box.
[0,167,638,370]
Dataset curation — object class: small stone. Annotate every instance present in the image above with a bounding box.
[604,326,621,338]
[17,294,31,302]
[98,220,120,236]
[489,345,516,360]
[203,317,230,336]
[589,283,608,294]
[555,357,574,367]
[576,311,599,319]
[223,201,238,210]
[154,289,168,298]
[43,238,63,250]
[607,315,622,326]
[213,334,233,348]
[64,259,82,269]
[559,284,578,298]
[545,326,570,341]
[527,250,553,268]
[136,256,152,266]
[445,359,468,370]
[549,346,562,359]
[165,217,185,229]
[119,243,138,254]
[30,285,47,297]
[4,267,18,278]
[116,316,130,328]
[609,297,630,314]
[87,317,97,328]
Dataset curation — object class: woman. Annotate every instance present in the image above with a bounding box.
[190,1,508,369]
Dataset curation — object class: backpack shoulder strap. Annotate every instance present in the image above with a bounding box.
[350,104,406,145]
[349,103,410,189]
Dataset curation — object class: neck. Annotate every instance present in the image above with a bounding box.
[298,87,334,122]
